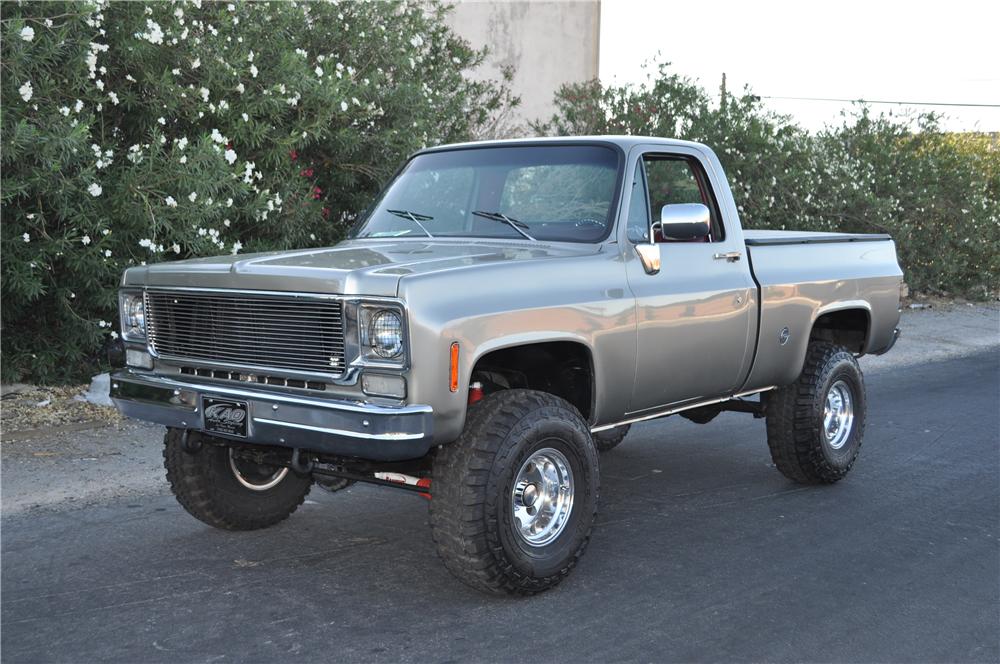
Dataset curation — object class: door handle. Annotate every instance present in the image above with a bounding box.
[713,251,742,262]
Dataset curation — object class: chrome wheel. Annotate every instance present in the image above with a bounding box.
[511,447,574,547]
[823,380,855,450]
[228,449,289,491]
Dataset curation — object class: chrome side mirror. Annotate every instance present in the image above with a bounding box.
[659,203,710,240]
[633,203,711,275]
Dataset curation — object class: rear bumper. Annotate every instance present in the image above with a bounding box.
[110,371,434,461]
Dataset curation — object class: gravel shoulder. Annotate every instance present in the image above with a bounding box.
[2,303,997,518]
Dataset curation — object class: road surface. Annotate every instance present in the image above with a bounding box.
[2,351,998,662]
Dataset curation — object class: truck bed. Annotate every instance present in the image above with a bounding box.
[739,230,903,391]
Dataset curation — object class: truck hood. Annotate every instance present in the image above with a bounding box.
[123,239,600,297]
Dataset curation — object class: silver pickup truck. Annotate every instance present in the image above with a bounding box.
[111,136,903,594]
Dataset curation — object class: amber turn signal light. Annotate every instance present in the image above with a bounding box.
[449,342,460,392]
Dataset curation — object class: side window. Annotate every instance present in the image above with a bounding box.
[625,161,651,243]
[642,155,724,242]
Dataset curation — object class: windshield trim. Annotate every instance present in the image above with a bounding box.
[349,140,627,245]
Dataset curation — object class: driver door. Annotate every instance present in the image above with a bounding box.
[623,148,756,413]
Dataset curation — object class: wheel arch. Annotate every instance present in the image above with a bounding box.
[469,335,597,423]
[809,302,872,355]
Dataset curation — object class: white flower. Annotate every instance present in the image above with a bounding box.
[138,238,152,248]
[223,219,231,227]
[98,320,107,328]
[314,66,323,77]
[165,195,177,207]
[236,82,245,94]
[249,64,258,78]
[295,48,307,57]
[210,128,226,143]
[177,137,188,150]
[74,99,84,113]
[172,243,181,254]
[227,3,235,10]
[352,96,360,106]
[59,106,71,116]
[80,234,92,245]
[142,19,164,44]
[102,228,110,235]
[231,241,243,254]
[410,35,423,48]
[340,101,348,112]
[27,213,35,220]
[19,81,32,102]
[108,91,119,105]
[157,116,166,125]
[179,155,187,164]
[188,192,197,202]
[247,50,255,62]
[241,112,249,122]
[21,26,35,42]
[110,330,119,340]
[171,67,181,76]
[23,233,30,243]
[197,227,207,236]
[87,183,102,197]
[224,149,237,164]
[226,198,233,207]
[104,249,112,257]
[199,87,210,102]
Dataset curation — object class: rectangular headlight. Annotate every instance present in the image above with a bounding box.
[358,304,407,366]
[119,290,146,341]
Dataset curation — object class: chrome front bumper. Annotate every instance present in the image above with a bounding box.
[110,371,434,461]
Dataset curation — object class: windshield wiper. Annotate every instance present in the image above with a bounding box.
[386,209,435,238]
[472,211,536,241]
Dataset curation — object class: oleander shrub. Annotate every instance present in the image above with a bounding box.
[534,62,999,299]
[1,0,516,383]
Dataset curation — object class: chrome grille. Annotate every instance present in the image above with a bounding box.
[145,290,345,375]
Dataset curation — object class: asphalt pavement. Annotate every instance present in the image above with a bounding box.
[2,351,998,663]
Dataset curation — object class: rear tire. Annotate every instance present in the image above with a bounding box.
[430,389,599,595]
[163,429,312,530]
[593,424,630,453]
[765,342,867,484]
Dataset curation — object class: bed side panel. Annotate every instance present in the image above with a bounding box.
[742,239,903,390]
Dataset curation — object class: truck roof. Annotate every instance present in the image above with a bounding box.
[415,135,708,156]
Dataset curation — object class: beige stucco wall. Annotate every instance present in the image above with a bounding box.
[444,1,600,135]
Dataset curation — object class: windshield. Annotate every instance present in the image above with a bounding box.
[352,145,622,243]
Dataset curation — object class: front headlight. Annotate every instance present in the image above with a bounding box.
[119,291,146,340]
[369,310,403,358]
[359,305,406,364]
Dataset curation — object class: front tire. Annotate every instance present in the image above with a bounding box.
[163,429,312,530]
[430,389,599,595]
[765,342,867,484]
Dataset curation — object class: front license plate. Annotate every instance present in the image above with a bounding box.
[202,397,249,438]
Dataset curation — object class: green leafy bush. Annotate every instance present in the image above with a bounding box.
[534,62,999,299]
[1,0,515,383]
